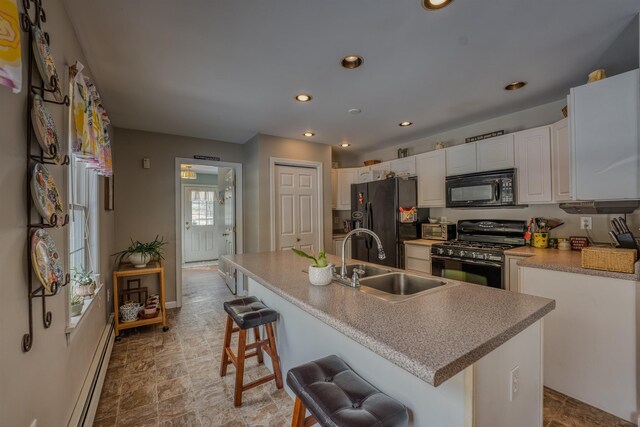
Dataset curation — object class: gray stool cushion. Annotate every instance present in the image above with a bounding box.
[223,296,277,329]
[286,355,409,427]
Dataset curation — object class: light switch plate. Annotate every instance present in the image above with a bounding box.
[143,158,151,169]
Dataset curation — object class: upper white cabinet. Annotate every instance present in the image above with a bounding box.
[551,118,572,202]
[331,169,338,209]
[370,161,391,175]
[335,168,357,210]
[355,166,371,183]
[416,150,447,207]
[569,69,639,200]
[390,157,417,177]
[515,126,552,204]
[446,143,477,176]
[477,135,515,172]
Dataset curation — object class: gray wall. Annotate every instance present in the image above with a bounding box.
[0,0,114,425]
[243,134,334,254]
[113,128,245,303]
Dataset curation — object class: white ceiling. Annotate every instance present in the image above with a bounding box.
[64,0,639,152]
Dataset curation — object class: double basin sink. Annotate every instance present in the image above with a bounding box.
[338,264,448,302]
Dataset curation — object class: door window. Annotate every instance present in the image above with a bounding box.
[190,190,215,225]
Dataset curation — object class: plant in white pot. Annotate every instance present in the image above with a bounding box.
[292,248,333,286]
[113,235,167,268]
[72,267,96,298]
[70,292,83,317]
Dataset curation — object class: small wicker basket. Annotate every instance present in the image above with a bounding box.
[581,247,637,274]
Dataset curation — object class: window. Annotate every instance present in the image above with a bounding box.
[190,189,215,226]
[68,156,99,318]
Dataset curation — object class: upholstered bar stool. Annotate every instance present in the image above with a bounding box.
[220,296,283,407]
[287,355,409,427]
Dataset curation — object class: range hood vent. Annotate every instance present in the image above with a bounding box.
[559,200,640,214]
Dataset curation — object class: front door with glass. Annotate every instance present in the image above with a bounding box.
[183,185,218,263]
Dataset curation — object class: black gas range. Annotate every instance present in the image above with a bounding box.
[430,220,526,289]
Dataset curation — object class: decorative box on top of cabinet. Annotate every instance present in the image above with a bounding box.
[416,150,446,207]
[515,125,552,204]
[569,69,639,200]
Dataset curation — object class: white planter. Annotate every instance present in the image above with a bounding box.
[308,264,334,286]
[128,253,151,268]
[76,282,96,298]
[70,302,83,317]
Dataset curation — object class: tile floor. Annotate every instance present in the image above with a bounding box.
[94,266,635,427]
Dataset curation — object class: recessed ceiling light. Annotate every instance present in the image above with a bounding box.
[295,93,312,102]
[341,55,363,69]
[348,108,362,115]
[504,81,527,91]
[423,0,453,10]
[340,143,351,147]
[303,131,315,137]
[399,121,413,127]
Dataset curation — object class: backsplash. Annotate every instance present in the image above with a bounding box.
[429,205,640,244]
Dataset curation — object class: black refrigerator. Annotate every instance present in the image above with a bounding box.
[350,178,426,269]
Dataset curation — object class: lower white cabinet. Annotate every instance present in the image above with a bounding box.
[551,118,571,202]
[416,150,447,207]
[515,126,552,204]
[504,254,529,292]
[332,237,351,259]
[404,243,431,274]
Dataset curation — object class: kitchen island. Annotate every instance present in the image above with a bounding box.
[223,251,555,426]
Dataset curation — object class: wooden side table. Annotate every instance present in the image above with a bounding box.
[112,261,168,338]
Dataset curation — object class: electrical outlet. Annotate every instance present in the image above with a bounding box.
[580,217,592,230]
[510,366,520,401]
[107,289,111,302]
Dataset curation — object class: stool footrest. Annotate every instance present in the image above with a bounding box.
[242,373,276,391]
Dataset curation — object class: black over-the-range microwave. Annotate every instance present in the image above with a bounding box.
[445,169,517,208]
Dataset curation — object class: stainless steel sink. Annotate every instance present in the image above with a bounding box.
[359,272,449,302]
[343,263,392,278]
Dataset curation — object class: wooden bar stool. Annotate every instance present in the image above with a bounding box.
[287,355,408,427]
[220,296,283,407]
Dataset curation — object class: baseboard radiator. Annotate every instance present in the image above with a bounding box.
[68,314,115,427]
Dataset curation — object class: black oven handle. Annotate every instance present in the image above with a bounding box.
[431,255,503,269]
[494,181,500,202]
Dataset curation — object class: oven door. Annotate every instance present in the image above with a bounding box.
[431,255,503,289]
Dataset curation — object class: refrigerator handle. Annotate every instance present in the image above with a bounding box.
[366,202,374,249]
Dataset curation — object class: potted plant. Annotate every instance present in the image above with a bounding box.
[72,267,96,298]
[70,292,83,317]
[113,235,167,268]
[292,248,333,286]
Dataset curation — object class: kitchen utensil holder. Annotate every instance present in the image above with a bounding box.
[21,0,70,352]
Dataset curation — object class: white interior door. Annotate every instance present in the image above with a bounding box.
[274,165,318,252]
[183,185,218,262]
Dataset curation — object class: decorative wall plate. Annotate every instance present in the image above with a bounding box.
[31,94,61,164]
[32,26,63,102]
[31,228,64,292]
[31,163,64,226]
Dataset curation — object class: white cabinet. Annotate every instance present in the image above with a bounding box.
[415,150,447,207]
[551,118,572,202]
[370,161,391,175]
[355,166,371,183]
[390,157,416,177]
[477,135,515,172]
[504,254,529,292]
[333,237,351,259]
[404,243,431,274]
[515,126,552,204]
[569,69,639,200]
[331,169,338,209]
[446,143,477,176]
[335,168,357,210]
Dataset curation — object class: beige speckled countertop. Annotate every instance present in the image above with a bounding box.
[223,251,554,386]
[404,239,443,246]
[505,246,640,281]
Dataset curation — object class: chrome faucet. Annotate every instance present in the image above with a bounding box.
[340,228,386,280]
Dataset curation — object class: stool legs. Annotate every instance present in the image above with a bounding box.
[234,329,247,407]
[219,315,283,407]
[291,396,317,427]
